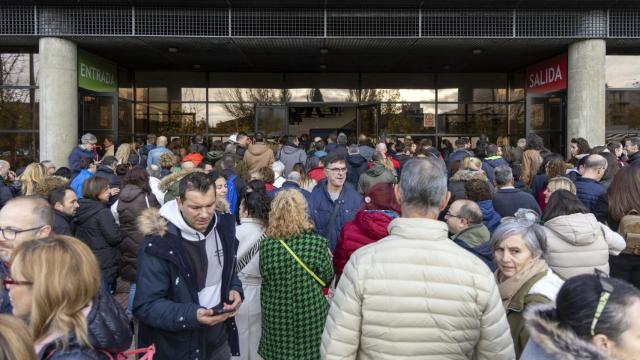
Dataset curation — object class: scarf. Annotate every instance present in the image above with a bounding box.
[495,257,548,309]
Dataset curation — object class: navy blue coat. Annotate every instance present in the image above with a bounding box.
[478,200,502,233]
[481,156,510,183]
[454,239,496,272]
[309,179,363,252]
[346,154,368,187]
[133,213,244,360]
[628,151,640,166]
[575,177,607,215]
[269,181,312,204]
[68,146,95,174]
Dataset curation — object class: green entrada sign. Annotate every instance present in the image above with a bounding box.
[78,50,117,93]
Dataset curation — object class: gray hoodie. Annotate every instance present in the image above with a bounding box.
[277,144,307,176]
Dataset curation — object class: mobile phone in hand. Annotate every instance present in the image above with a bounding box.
[211,307,235,315]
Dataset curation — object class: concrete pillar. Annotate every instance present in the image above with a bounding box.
[567,39,606,154]
[38,37,78,167]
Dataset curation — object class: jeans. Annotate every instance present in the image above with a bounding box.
[127,283,136,315]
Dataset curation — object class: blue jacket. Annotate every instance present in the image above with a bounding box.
[575,177,607,214]
[70,169,94,198]
[68,146,94,174]
[147,146,172,167]
[481,156,510,183]
[453,239,496,272]
[478,200,502,233]
[309,179,363,251]
[134,210,243,360]
[447,148,473,175]
[269,181,312,204]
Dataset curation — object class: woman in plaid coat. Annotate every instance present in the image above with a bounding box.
[258,189,334,360]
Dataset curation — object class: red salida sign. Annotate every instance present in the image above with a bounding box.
[526,53,568,94]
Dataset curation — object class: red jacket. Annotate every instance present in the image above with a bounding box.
[308,167,326,182]
[333,209,398,277]
[367,154,400,170]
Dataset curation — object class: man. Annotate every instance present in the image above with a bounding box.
[68,132,97,175]
[0,160,14,209]
[48,186,79,236]
[215,144,249,181]
[268,171,311,204]
[392,142,411,171]
[492,165,541,217]
[447,137,473,175]
[244,131,275,174]
[325,134,338,153]
[41,160,56,176]
[95,155,122,190]
[357,134,375,162]
[193,134,208,157]
[219,153,247,215]
[445,199,494,270]
[103,136,115,158]
[346,145,368,187]
[309,153,363,251]
[277,136,307,177]
[575,154,608,221]
[481,144,510,183]
[134,172,243,359]
[147,135,172,167]
[321,158,514,359]
[311,139,328,158]
[328,133,349,158]
[140,133,156,163]
[235,133,249,158]
[625,136,640,166]
[512,138,526,164]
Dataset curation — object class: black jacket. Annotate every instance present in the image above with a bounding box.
[74,198,121,287]
[492,188,542,218]
[0,181,13,209]
[37,288,132,359]
[53,210,74,236]
[628,151,640,166]
[346,154,368,187]
[94,166,122,189]
[133,209,244,360]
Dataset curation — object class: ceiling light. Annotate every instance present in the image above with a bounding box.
[472,48,482,55]
[168,47,178,53]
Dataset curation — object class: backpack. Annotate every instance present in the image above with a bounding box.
[226,174,238,214]
[618,210,640,256]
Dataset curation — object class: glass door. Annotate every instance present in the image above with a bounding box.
[79,91,117,156]
[526,93,566,155]
[357,103,379,138]
[255,105,287,139]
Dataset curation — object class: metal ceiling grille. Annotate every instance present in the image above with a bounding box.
[0,6,638,38]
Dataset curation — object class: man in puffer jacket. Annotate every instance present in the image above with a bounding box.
[322,158,515,360]
[277,136,307,176]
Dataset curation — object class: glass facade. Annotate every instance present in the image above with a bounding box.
[606,55,640,141]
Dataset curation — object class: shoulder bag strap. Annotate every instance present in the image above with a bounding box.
[278,239,326,287]
[236,233,266,272]
[325,198,343,233]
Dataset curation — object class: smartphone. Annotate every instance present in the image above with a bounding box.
[211,307,235,315]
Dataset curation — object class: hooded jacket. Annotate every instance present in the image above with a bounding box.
[117,184,160,282]
[322,218,515,360]
[70,169,94,199]
[277,143,307,177]
[244,142,275,174]
[68,146,95,174]
[543,213,626,279]
[53,210,74,236]
[308,167,326,183]
[357,163,396,194]
[346,154,368,187]
[95,165,122,189]
[448,169,491,201]
[74,198,121,287]
[627,150,640,166]
[453,223,490,247]
[133,203,243,359]
[481,156,510,183]
[206,150,225,165]
[158,168,205,203]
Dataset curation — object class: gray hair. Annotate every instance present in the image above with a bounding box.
[286,171,301,184]
[490,213,546,257]
[399,158,447,213]
[0,160,9,179]
[337,133,348,145]
[225,143,237,154]
[494,165,514,187]
[80,133,97,145]
[272,161,285,175]
[156,136,168,147]
[375,143,387,153]
[147,164,161,178]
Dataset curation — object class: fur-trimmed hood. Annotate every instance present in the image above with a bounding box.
[451,169,489,182]
[158,168,204,192]
[33,176,70,196]
[137,198,231,237]
[522,305,608,360]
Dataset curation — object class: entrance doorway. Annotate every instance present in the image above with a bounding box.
[526,93,567,155]
[79,91,117,156]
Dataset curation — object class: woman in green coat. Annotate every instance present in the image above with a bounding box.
[259,189,334,360]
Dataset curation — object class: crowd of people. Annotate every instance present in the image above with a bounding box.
[1,130,640,359]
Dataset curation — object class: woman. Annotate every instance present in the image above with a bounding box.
[235,191,271,360]
[259,189,333,360]
[598,150,620,188]
[159,152,176,178]
[271,161,285,188]
[491,213,564,357]
[19,162,47,196]
[569,137,591,166]
[542,176,576,204]
[357,151,397,194]
[334,182,400,278]
[497,136,515,164]
[7,235,131,359]
[608,165,640,288]
[116,167,160,310]
[114,143,133,165]
[465,179,502,233]
[448,157,491,200]
[0,314,35,360]
[74,176,121,291]
[542,190,625,279]
[306,156,326,183]
[259,166,276,192]
[522,274,640,360]
[531,153,565,211]
[607,140,627,167]
[293,162,316,192]
[182,144,204,167]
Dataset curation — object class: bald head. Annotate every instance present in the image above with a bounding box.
[0,196,53,259]
[375,143,387,154]
[446,199,483,235]
[581,154,607,181]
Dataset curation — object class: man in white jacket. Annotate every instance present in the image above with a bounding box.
[321,157,515,360]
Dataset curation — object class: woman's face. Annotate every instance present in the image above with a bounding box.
[544,186,553,204]
[7,264,33,318]
[214,177,227,198]
[601,300,640,360]
[494,235,536,278]
[615,146,623,158]
[98,187,110,203]
[497,146,504,156]
[570,143,579,157]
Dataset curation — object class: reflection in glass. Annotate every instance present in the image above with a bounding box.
[0,54,30,86]
[208,103,246,134]
[118,69,133,100]
[82,95,114,130]
[467,104,507,135]
[438,88,459,102]
[256,107,286,137]
[360,89,435,103]
[0,89,34,129]
[606,56,640,89]
[0,132,39,168]
[118,100,134,134]
[288,89,355,102]
[509,71,525,102]
[181,88,206,102]
[509,102,525,136]
[606,91,640,131]
[208,88,289,103]
[379,103,436,134]
[528,97,562,131]
[168,103,206,134]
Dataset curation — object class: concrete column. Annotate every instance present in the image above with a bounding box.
[567,39,606,154]
[38,37,77,167]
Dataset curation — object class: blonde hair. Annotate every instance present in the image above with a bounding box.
[19,163,47,196]
[546,176,576,196]
[266,189,314,239]
[462,157,482,171]
[115,143,132,165]
[0,314,36,360]
[11,236,100,350]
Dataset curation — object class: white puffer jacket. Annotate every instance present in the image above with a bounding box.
[543,213,626,280]
[321,218,515,360]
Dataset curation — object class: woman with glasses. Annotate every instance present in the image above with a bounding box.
[5,235,131,358]
[521,273,640,360]
[491,211,564,358]
[73,176,121,292]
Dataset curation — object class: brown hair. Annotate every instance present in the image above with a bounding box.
[123,166,151,193]
[464,179,492,201]
[82,176,109,201]
[0,314,36,360]
[608,165,640,223]
[545,157,567,180]
[266,189,314,239]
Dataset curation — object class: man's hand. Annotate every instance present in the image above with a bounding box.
[196,308,232,326]
[226,290,242,316]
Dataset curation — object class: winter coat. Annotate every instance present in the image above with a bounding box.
[328,144,349,159]
[70,169,94,199]
[333,209,398,277]
[357,163,396,194]
[158,168,205,204]
[308,167,326,182]
[268,181,311,204]
[492,187,542,218]
[117,184,160,282]
[133,205,244,360]
[452,223,490,247]
[244,143,275,174]
[627,150,640,166]
[94,165,122,189]
[74,198,121,287]
[146,146,172,167]
[206,150,225,165]
[454,239,496,271]
[346,154,368,187]
[520,305,609,360]
[448,169,491,201]
[358,145,375,162]
[392,153,411,174]
[575,177,607,215]
[321,218,515,360]
[309,179,363,252]
[53,210,74,236]
[0,181,12,209]
[447,148,473,175]
[543,213,626,279]
[482,156,510,183]
[214,153,250,181]
[478,200,502,233]
[37,289,132,360]
[277,144,307,176]
[68,146,94,174]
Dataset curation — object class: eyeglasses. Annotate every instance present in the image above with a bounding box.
[445,211,463,220]
[326,167,347,173]
[0,226,44,241]
[591,270,614,336]
[2,278,33,287]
